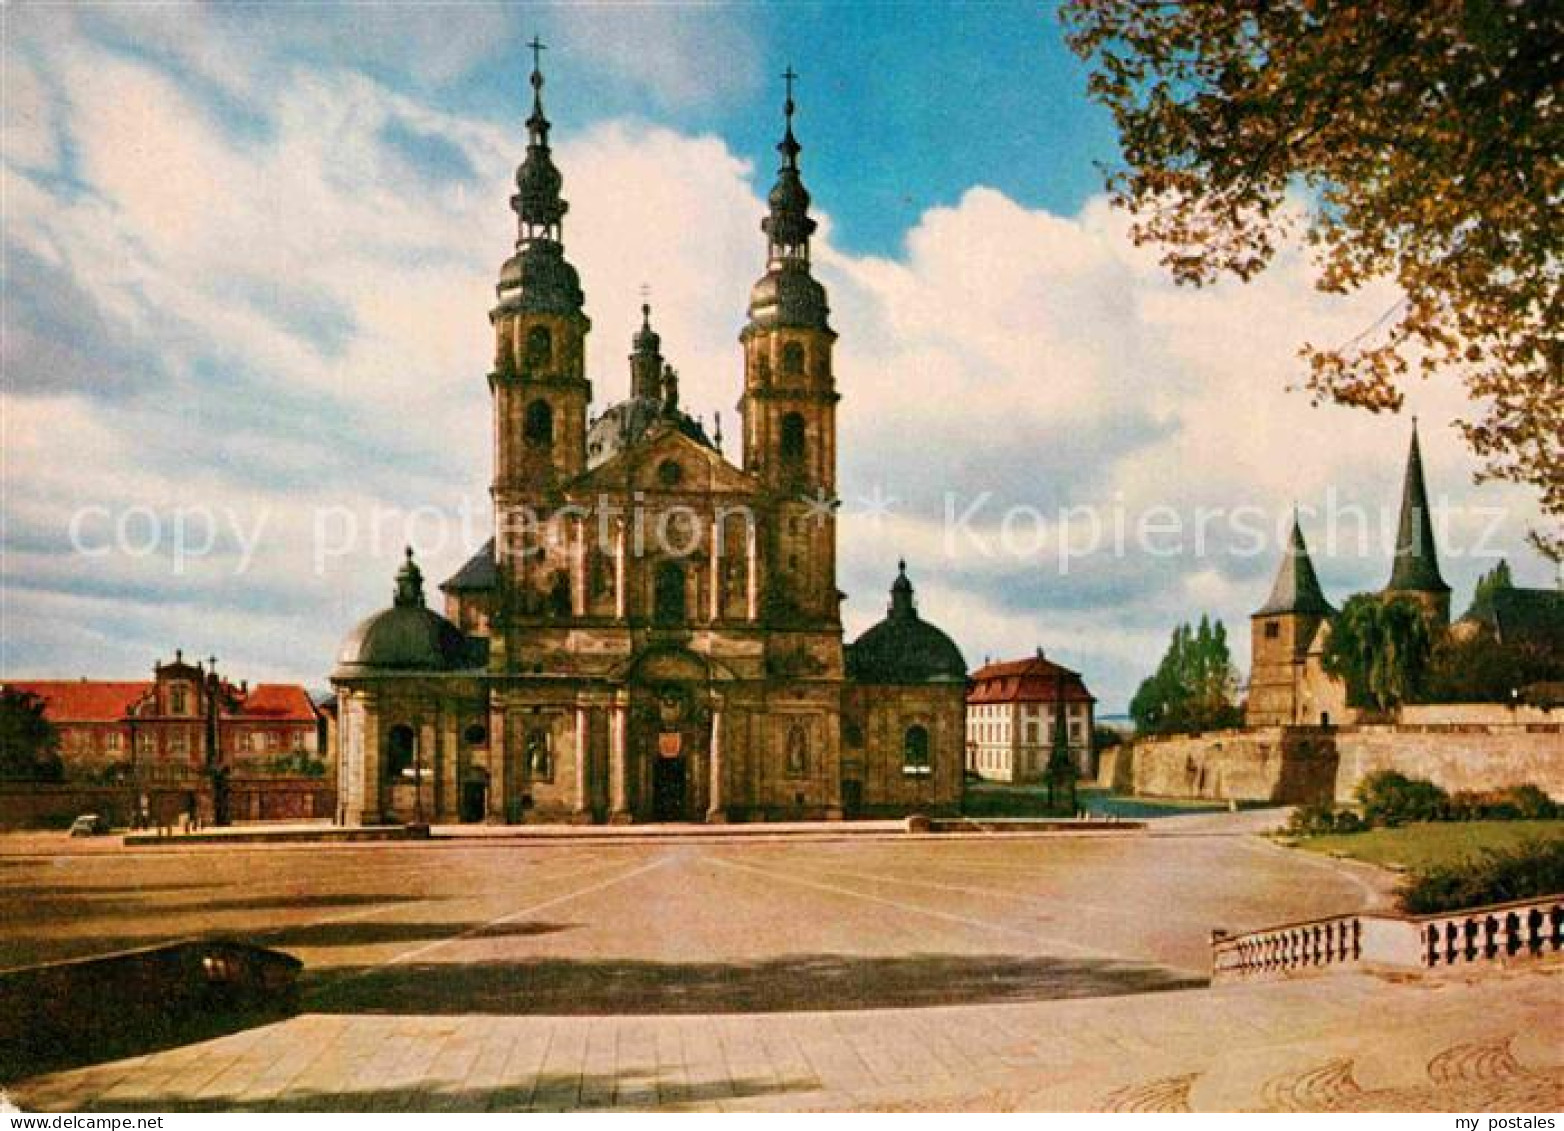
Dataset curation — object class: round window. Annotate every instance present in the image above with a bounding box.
[658,459,683,487]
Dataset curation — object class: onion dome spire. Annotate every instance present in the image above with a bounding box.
[746,66,831,334]
[1387,419,1449,596]
[629,302,663,400]
[494,38,585,318]
[762,66,818,265]
[394,546,426,609]
[512,36,566,243]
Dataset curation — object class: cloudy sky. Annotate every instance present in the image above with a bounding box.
[2,2,1552,712]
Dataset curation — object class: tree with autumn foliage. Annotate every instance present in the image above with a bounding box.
[1061,3,1562,555]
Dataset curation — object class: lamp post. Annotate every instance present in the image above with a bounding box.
[204,656,230,826]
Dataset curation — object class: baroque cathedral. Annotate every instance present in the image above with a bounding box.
[331,55,968,824]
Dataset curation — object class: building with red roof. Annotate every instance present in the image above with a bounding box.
[966,649,1097,783]
[4,651,322,786]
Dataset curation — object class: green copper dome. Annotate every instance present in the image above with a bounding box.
[847,562,968,684]
[334,549,475,677]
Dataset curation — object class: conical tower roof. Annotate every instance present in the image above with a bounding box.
[1386,421,1449,594]
[1256,516,1334,617]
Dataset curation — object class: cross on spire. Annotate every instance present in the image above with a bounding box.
[529,36,546,74]
[782,65,797,111]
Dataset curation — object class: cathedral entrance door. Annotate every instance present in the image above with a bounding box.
[652,754,687,822]
[459,780,487,823]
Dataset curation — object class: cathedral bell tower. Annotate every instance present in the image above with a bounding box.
[490,40,591,500]
[740,69,840,625]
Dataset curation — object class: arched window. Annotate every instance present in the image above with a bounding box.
[779,412,806,465]
[654,560,687,625]
[526,325,552,367]
[387,724,416,779]
[463,723,487,747]
[785,724,808,776]
[781,341,805,375]
[524,400,554,448]
[903,724,931,776]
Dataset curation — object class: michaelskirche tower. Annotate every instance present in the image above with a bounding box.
[332,54,967,826]
[1247,514,1335,726]
[1383,420,1451,624]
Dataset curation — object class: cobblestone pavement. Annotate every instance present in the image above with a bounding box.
[13,813,1534,1111]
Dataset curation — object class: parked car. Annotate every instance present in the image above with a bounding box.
[68,813,110,837]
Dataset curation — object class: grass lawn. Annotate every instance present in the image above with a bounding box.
[1294,819,1564,872]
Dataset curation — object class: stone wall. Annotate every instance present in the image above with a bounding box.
[1124,711,1564,804]
[1331,724,1564,802]
[1128,728,1339,803]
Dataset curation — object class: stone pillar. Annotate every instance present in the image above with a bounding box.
[706,697,726,822]
[439,709,460,821]
[361,698,381,825]
[571,515,588,616]
[608,693,631,823]
[746,523,758,622]
[708,517,721,622]
[573,702,591,822]
[614,519,627,620]
[417,718,437,825]
[487,702,508,821]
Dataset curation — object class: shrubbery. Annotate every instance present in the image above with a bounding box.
[1286,803,1364,836]
[1356,770,1450,825]
[1398,838,1564,914]
[1289,772,1558,836]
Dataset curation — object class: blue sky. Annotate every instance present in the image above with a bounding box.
[1,2,1551,712]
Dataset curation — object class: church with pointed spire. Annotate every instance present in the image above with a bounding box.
[330,49,966,824]
[1245,421,1454,727]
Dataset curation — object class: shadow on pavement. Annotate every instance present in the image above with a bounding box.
[307,953,1207,1015]
[52,1071,820,1112]
[3,921,577,970]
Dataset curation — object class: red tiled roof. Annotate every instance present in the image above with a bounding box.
[4,679,318,724]
[235,684,318,722]
[967,654,1096,705]
[3,681,152,722]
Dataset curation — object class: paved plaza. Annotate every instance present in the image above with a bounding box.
[5,813,1561,1110]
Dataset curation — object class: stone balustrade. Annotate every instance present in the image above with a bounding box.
[1211,894,1564,983]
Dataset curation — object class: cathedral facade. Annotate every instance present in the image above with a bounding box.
[331,57,967,824]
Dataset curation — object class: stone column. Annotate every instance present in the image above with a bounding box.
[571,516,586,616]
[706,697,726,822]
[417,718,437,825]
[708,517,721,622]
[614,519,627,620]
[573,702,591,822]
[745,523,758,622]
[608,693,631,823]
[487,702,507,821]
[439,709,459,821]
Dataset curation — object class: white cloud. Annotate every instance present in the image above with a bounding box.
[1,22,1551,712]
